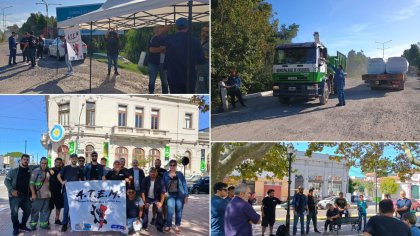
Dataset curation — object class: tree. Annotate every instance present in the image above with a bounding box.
[365,182,374,197]
[403,43,420,75]
[19,13,56,37]
[379,177,399,195]
[347,50,368,77]
[352,179,366,193]
[3,152,24,158]
[348,178,356,194]
[190,95,209,113]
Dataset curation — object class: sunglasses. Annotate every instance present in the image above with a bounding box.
[78,160,85,162]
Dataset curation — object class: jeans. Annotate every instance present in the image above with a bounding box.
[9,196,31,230]
[166,195,184,227]
[107,54,118,72]
[229,89,245,107]
[29,47,36,66]
[143,198,164,230]
[148,63,169,94]
[337,80,345,105]
[306,210,318,233]
[30,198,50,228]
[293,211,305,235]
[65,53,73,73]
[127,217,142,232]
[358,212,366,231]
[9,49,16,64]
[62,188,70,225]
[324,219,335,231]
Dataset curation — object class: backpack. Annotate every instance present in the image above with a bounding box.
[276,224,287,236]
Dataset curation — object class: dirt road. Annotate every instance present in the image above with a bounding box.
[0,43,160,94]
[211,75,420,141]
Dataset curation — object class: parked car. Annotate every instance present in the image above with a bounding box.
[317,196,339,209]
[48,37,87,60]
[393,199,420,212]
[351,195,360,203]
[42,38,54,53]
[188,176,209,194]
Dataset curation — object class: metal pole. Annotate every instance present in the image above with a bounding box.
[375,168,378,214]
[75,103,85,155]
[375,40,392,59]
[186,0,193,93]
[286,152,292,235]
[89,21,93,93]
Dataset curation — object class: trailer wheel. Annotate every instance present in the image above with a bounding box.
[319,82,329,105]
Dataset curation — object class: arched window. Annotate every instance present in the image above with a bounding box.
[115,147,128,168]
[149,149,160,167]
[85,145,95,163]
[57,145,69,164]
[133,148,146,167]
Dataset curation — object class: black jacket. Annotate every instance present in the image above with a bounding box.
[141,176,166,202]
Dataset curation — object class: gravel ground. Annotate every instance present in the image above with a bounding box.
[0,43,161,94]
[211,74,420,141]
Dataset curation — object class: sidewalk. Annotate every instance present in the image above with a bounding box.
[0,194,208,236]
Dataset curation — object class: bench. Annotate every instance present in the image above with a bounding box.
[332,217,360,234]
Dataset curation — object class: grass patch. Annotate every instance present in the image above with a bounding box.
[92,54,148,75]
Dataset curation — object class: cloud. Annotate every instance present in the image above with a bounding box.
[364,43,412,59]
[387,0,420,21]
[5,12,32,27]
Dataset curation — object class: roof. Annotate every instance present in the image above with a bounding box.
[275,42,325,49]
[57,0,209,30]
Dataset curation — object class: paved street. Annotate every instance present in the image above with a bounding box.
[0,176,209,235]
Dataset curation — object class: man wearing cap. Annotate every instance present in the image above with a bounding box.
[60,35,73,76]
[8,31,18,65]
[141,167,166,232]
[83,151,104,180]
[57,154,84,232]
[164,17,206,93]
[128,159,145,197]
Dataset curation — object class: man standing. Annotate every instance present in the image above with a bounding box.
[48,157,64,225]
[306,188,320,234]
[153,158,167,222]
[27,31,38,68]
[363,199,411,236]
[261,189,282,236]
[4,154,33,235]
[103,160,130,183]
[105,28,120,76]
[292,186,308,236]
[128,159,145,197]
[327,63,346,106]
[57,154,84,232]
[83,151,104,180]
[141,167,166,231]
[148,25,170,94]
[60,35,73,76]
[29,157,51,230]
[396,190,412,219]
[164,17,206,93]
[78,156,85,170]
[211,182,229,236]
[100,157,111,176]
[20,32,29,63]
[8,31,17,65]
[224,183,261,236]
[154,159,166,178]
[227,68,246,108]
[357,195,368,232]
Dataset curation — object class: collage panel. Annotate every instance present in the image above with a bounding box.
[211,0,420,141]
[211,142,420,236]
[0,0,209,94]
[0,94,210,236]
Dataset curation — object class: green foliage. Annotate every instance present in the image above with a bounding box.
[352,179,366,192]
[403,43,420,75]
[365,181,374,196]
[379,177,399,195]
[19,13,57,37]
[3,152,24,158]
[190,95,210,113]
[211,0,299,108]
[347,50,368,77]
[348,178,356,194]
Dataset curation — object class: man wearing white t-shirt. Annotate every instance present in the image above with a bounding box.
[141,167,166,232]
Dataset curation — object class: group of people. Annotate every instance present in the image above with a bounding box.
[147,18,208,94]
[4,153,189,236]
[211,183,420,236]
[218,68,246,112]
[8,31,44,67]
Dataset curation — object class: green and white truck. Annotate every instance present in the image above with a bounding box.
[272,33,347,104]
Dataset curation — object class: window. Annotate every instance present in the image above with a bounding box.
[86,102,95,126]
[185,113,192,129]
[118,105,127,127]
[85,145,94,163]
[133,148,145,167]
[115,147,128,166]
[151,109,159,130]
[58,103,70,126]
[185,151,192,170]
[135,107,144,128]
[149,149,160,166]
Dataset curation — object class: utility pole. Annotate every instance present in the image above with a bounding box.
[375,40,392,59]
[75,103,85,156]
[1,6,12,32]
[36,0,62,38]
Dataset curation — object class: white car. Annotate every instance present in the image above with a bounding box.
[317,196,338,209]
[48,37,87,60]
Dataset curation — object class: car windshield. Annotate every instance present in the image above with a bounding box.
[274,47,316,64]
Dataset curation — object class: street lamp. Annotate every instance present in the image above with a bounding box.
[374,167,382,214]
[36,0,62,38]
[286,143,295,235]
[1,6,12,32]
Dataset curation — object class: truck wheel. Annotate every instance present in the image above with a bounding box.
[319,83,329,105]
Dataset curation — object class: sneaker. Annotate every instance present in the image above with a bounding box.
[19,225,32,231]
[55,219,62,225]
[61,225,68,232]
[335,103,343,106]
[150,218,155,225]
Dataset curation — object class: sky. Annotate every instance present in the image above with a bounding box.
[0,95,210,160]
[293,142,401,178]
[267,0,420,59]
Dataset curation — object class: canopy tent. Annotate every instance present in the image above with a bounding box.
[57,0,209,30]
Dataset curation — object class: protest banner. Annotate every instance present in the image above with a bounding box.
[64,25,84,61]
[65,180,127,232]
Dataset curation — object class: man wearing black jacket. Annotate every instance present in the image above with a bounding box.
[105,28,120,75]
[141,167,166,232]
[128,159,145,197]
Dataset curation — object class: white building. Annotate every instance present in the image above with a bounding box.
[40,95,209,175]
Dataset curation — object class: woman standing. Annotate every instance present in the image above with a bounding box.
[163,160,188,233]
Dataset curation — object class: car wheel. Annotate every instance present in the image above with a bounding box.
[192,188,199,194]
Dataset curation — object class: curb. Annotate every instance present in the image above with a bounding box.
[243,91,272,99]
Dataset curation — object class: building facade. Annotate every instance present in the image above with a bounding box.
[254,151,349,201]
[41,95,209,175]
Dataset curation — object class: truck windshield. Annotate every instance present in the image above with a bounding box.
[274,47,316,64]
